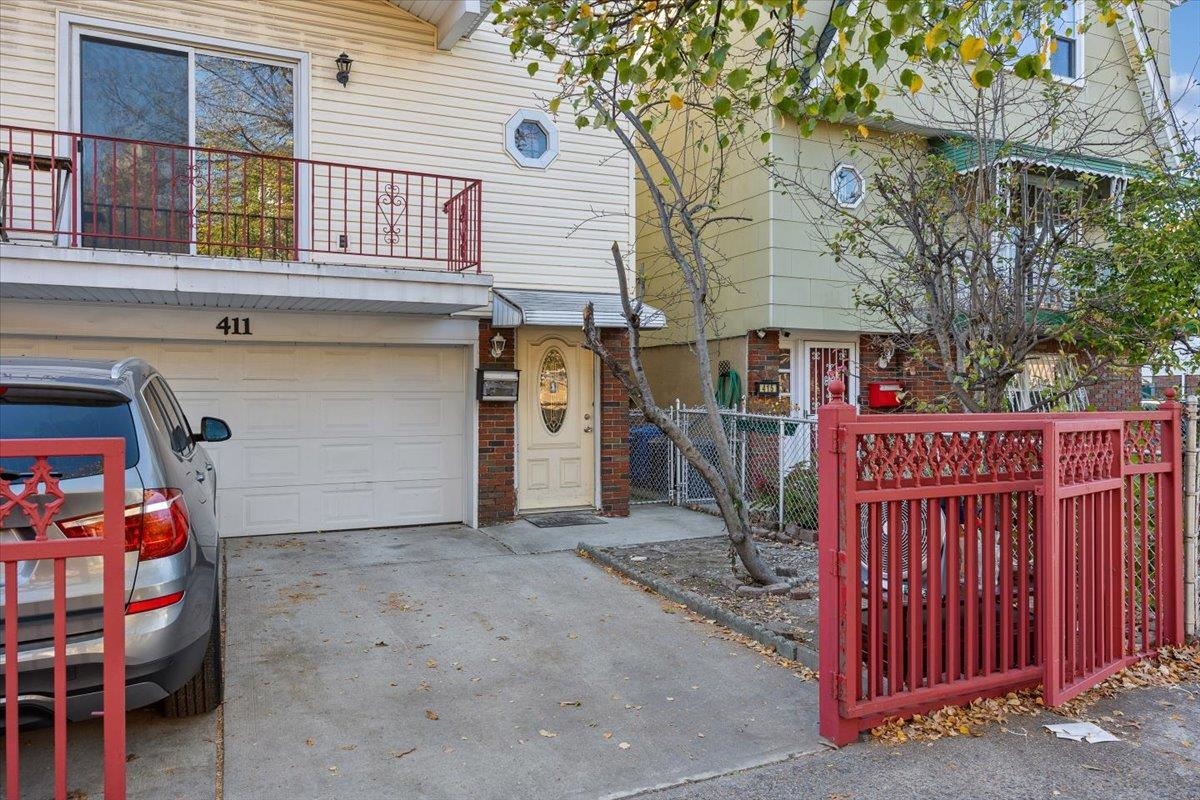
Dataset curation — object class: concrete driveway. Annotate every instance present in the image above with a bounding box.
[7,507,819,800]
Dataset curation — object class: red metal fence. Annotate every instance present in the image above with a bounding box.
[818,383,1184,745]
[0,124,482,272]
[2,438,127,800]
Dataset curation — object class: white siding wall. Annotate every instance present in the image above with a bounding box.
[0,0,632,293]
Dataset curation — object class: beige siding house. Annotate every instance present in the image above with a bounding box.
[638,1,1183,417]
[0,0,645,533]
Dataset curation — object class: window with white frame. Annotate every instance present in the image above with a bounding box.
[69,22,298,255]
[1007,354,1089,411]
[831,163,865,208]
[973,1,1083,82]
[505,109,559,169]
[1013,1,1083,81]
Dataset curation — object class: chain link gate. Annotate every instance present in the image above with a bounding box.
[628,404,819,531]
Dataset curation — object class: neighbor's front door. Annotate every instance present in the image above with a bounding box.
[518,332,595,511]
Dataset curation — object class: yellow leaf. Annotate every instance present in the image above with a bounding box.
[1101,8,1120,25]
[857,124,870,138]
[580,2,592,18]
[959,35,985,62]
[958,724,971,735]
[668,93,684,111]
[924,28,939,53]
[909,74,924,94]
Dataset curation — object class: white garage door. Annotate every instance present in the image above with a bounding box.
[0,337,468,535]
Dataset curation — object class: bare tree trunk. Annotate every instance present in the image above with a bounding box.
[583,243,782,586]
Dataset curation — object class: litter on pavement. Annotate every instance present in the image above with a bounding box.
[1043,722,1121,743]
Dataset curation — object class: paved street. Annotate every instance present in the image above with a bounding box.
[638,683,1200,800]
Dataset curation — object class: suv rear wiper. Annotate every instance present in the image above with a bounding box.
[0,469,64,481]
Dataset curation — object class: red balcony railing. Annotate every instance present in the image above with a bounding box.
[0,125,482,272]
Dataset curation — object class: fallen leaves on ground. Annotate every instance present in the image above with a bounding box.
[538,729,557,738]
[392,747,416,759]
[425,709,439,721]
[871,645,1200,745]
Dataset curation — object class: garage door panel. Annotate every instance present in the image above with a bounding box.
[393,436,464,480]
[241,346,301,383]
[3,336,469,534]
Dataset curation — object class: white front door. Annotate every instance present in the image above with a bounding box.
[518,331,595,511]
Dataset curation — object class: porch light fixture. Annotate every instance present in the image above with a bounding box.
[335,52,353,87]
[490,332,507,359]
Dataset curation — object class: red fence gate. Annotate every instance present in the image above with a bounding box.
[2,438,127,800]
[818,383,1184,745]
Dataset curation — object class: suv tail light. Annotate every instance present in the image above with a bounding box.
[59,488,190,562]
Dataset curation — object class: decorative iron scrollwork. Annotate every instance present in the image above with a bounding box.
[377,183,408,245]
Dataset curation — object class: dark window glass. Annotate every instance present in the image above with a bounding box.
[0,389,140,476]
[79,36,190,253]
[1050,36,1075,78]
[143,377,192,455]
[514,120,548,159]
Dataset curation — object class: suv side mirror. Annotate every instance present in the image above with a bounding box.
[195,416,232,443]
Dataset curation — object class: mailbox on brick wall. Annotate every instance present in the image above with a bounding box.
[477,369,519,401]
[867,381,903,409]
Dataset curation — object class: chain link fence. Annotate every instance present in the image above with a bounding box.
[628,404,819,532]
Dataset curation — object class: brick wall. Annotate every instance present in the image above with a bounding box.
[858,334,955,411]
[598,328,631,517]
[856,335,1148,413]
[745,329,783,392]
[478,321,516,525]
[1088,364,1143,412]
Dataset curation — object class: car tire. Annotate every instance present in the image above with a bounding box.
[161,601,223,718]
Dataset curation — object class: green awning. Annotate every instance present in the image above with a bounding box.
[932,139,1142,179]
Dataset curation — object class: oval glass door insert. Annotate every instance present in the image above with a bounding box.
[538,347,568,433]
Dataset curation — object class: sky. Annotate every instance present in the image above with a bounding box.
[1172,1,1200,151]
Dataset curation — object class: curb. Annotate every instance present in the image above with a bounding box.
[578,542,819,672]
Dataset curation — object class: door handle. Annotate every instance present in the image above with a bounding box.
[583,426,593,433]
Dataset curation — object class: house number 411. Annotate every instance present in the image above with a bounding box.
[216,316,252,336]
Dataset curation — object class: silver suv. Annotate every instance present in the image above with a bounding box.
[1,357,229,723]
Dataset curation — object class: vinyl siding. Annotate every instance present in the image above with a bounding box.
[0,0,632,294]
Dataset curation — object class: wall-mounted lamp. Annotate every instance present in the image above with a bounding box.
[755,329,766,339]
[489,332,507,359]
[876,338,897,369]
[335,52,353,87]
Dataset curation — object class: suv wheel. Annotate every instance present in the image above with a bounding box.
[162,601,223,717]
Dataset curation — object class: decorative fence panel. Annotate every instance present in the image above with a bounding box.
[818,382,1185,746]
[2,438,128,800]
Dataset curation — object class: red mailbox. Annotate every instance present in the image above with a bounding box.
[867,381,903,409]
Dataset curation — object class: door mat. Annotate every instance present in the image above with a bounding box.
[524,512,607,528]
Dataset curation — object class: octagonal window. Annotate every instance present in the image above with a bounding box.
[515,119,548,159]
[505,109,560,169]
[831,163,865,208]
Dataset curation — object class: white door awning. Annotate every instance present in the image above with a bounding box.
[491,288,666,330]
